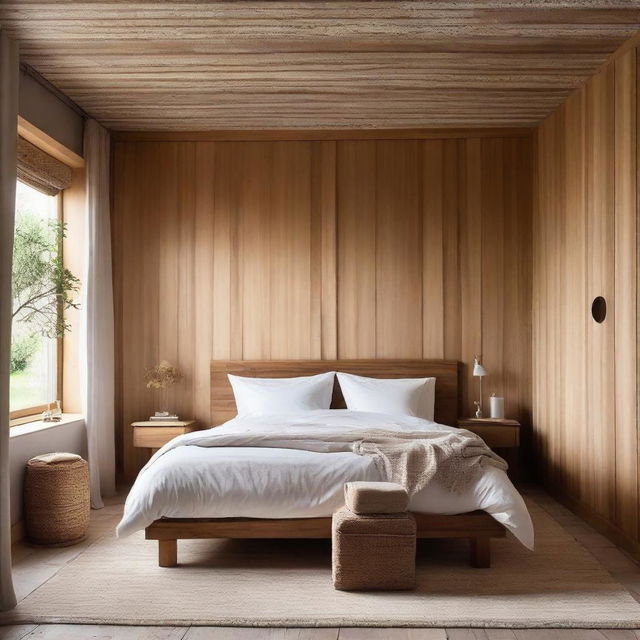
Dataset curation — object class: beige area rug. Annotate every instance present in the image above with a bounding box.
[3,501,640,628]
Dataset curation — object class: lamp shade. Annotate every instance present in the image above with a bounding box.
[473,359,487,377]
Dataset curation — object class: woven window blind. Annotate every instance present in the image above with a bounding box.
[16,136,73,196]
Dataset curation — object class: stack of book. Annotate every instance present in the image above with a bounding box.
[149,413,180,421]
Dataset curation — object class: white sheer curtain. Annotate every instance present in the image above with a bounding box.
[0,29,19,611]
[83,119,116,508]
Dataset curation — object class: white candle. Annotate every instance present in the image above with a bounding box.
[490,396,504,419]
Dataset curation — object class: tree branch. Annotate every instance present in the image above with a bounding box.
[12,286,58,319]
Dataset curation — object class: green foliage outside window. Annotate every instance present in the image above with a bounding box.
[11,213,80,370]
[10,333,41,374]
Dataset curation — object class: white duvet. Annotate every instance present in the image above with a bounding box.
[117,410,534,549]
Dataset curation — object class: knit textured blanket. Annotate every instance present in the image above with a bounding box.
[145,425,507,496]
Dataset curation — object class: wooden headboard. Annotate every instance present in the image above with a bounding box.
[210,359,459,427]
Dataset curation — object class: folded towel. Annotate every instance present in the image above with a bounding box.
[28,452,83,465]
[344,481,409,515]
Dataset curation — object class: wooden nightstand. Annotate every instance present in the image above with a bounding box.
[132,420,199,454]
[457,418,520,449]
[457,418,520,479]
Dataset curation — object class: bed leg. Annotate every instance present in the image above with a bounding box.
[159,539,177,567]
[470,537,490,568]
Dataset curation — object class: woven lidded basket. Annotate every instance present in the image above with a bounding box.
[24,454,90,546]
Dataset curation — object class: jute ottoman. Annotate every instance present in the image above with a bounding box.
[332,507,417,591]
[24,453,90,546]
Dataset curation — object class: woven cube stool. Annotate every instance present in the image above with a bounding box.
[332,507,416,591]
[24,453,90,547]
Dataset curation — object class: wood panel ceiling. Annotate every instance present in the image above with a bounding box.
[1,1,639,130]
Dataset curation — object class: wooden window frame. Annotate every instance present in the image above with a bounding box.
[10,119,84,427]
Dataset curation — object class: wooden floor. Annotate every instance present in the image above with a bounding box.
[2,487,640,640]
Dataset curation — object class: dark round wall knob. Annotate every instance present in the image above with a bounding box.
[591,296,606,323]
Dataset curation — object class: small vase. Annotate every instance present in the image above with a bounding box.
[155,387,170,418]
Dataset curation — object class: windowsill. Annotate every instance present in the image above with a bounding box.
[10,413,84,439]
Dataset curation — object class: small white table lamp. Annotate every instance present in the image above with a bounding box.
[473,355,487,418]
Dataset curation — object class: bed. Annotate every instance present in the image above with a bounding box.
[117,359,533,568]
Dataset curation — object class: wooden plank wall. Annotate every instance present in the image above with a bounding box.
[112,133,533,479]
[533,46,639,553]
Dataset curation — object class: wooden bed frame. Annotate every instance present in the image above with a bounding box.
[145,359,507,568]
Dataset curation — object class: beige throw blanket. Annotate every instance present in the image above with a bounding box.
[148,426,507,496]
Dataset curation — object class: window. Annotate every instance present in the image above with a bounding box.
[10,181,62,419]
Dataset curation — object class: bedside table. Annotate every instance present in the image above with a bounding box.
[132,420,199,454]
[457,418,520,479]
[457,418,520,449]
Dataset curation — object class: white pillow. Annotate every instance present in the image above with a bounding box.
[228,372,335,417]
[336,372,436,421]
